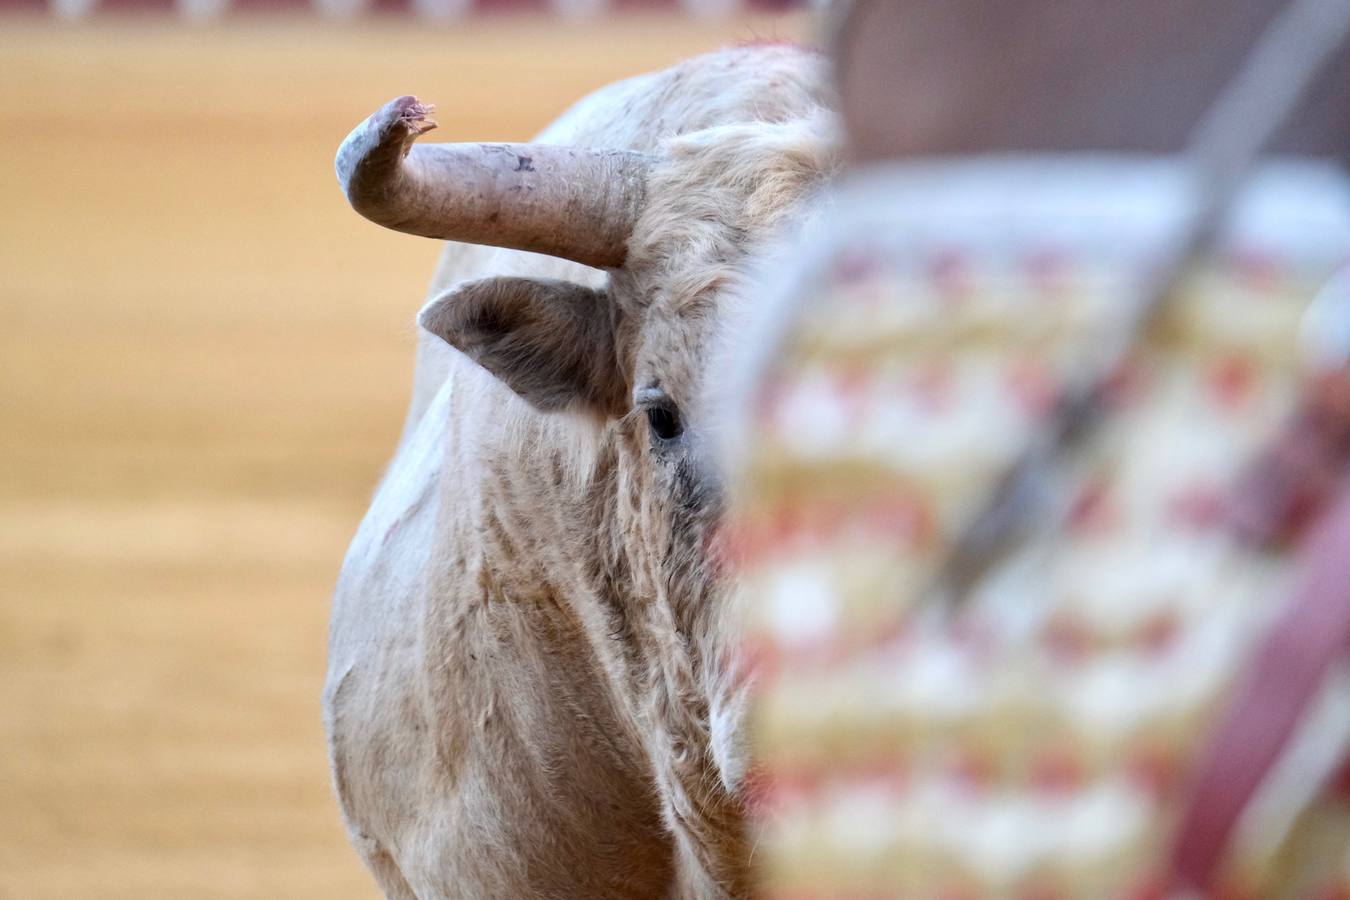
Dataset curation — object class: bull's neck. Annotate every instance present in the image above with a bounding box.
[466,406,602,587]
[459,399,750,897]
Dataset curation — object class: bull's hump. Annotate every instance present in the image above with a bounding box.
[534,44,829,154]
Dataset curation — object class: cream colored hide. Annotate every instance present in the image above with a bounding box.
[324,46,836,899]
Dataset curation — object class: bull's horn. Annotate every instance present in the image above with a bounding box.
[335,95,652,269]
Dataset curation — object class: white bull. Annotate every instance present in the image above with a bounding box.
[323,45,836,899]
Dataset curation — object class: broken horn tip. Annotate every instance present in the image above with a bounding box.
[383,96,437,139]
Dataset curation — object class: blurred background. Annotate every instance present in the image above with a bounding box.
[0,3,809,897]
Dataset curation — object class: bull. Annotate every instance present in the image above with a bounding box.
[323,45,835,899]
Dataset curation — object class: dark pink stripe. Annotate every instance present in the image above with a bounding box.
[96,0,174,12]
[471,0,550,10]
[228,0,309,13]
[0,0,816,11]
[1168,482,1350,891]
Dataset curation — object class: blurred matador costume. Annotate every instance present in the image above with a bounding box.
[726,1,1350,896]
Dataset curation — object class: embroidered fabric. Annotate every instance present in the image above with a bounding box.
[725,159,1350,899]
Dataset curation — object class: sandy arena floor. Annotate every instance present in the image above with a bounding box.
[0,14,808,898]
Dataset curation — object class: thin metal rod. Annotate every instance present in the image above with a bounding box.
[936,0,1350,603]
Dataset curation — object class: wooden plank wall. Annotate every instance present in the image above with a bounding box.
[0,15,809,898]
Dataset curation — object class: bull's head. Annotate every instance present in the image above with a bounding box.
[336,88,830,571]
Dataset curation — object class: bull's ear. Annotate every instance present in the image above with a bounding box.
[418,276,627,417]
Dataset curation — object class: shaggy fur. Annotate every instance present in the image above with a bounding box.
[324,45,837,899]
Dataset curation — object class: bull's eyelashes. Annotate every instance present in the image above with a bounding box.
[635,387,685,447]
[646,404,684,443]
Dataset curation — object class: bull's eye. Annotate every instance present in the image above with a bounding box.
[645,404,684,443]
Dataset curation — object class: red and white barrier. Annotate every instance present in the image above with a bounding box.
[2,0,801,20]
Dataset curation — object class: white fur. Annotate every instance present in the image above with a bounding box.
[325,46,838,899]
